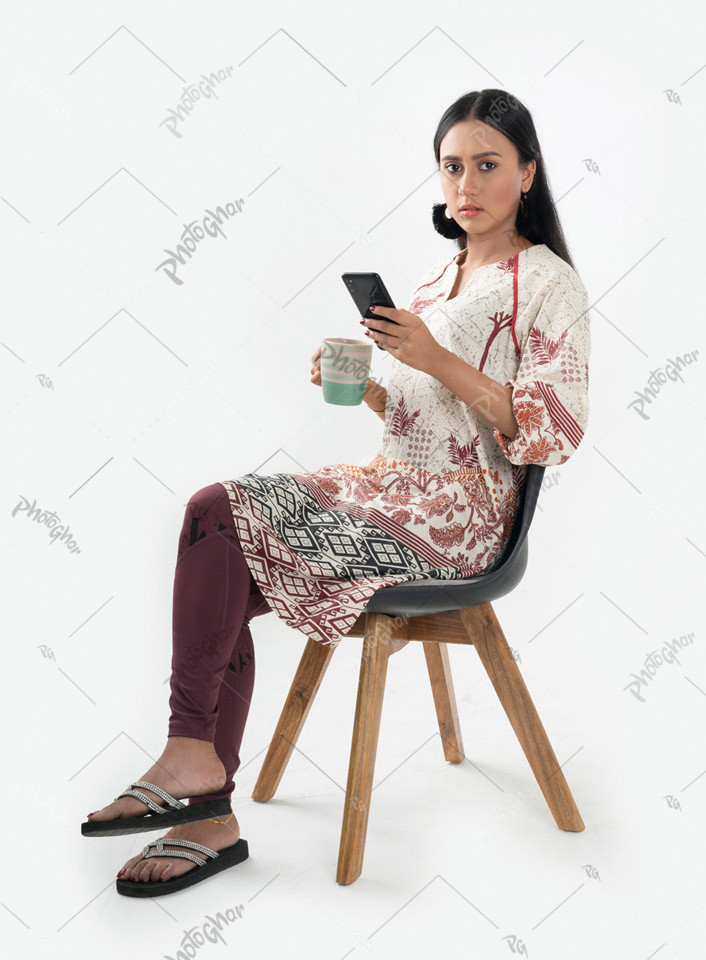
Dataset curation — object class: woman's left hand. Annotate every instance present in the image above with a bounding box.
[361,306,444,373]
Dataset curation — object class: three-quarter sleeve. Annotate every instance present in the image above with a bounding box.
[493,273,591,466]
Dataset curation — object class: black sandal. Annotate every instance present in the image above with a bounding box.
[81,779,232,837]
[116,835,249,897]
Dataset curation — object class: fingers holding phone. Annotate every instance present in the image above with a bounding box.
[341,272,397,351]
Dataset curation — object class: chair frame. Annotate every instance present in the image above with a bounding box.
[251,466,585,884]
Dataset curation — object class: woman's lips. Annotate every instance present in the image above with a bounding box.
[459,207,483,217]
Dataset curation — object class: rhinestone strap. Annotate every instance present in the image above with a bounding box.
[142,837,219,863]
[160,838,218,857]
[113,780,186,813]
[131,780,186,809]
[142,848,206,866]
[115,788,166,814]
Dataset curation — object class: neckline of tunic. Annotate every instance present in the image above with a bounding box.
[442,243,545,304]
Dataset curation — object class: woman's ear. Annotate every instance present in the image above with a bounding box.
[522,159,537,192]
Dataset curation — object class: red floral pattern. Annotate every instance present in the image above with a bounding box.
[222,245,590,646]
[491,276,590,466]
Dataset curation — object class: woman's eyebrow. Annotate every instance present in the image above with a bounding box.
[441,151,503,162]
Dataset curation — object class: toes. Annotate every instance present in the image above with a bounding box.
[137,858,174,882]
[87,801,119,821]
[88,797,152,822]
[140,861,158,882]
[123,855,147,881]
[120,847,202,884]
[135,860,154,882]
[148,860,168,882]
[151,861,170,882]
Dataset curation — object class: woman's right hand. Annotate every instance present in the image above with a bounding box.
[310,346,323,387]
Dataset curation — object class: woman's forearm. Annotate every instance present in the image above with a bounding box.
[426,347,518,440]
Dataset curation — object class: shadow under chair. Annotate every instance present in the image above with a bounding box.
[252,463,585,884]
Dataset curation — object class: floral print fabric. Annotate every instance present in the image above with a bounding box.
[220,242,591,647]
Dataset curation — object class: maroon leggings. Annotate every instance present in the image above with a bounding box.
[168,482,272,805]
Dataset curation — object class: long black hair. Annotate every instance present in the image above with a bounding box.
[433,89,575,270]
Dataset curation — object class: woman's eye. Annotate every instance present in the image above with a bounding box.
[444,161,496,173]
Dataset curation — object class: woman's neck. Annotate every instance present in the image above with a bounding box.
[460,235,533,269]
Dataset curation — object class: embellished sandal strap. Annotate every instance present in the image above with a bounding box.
[142,848,207,867]
[115,788,165,814]
[143,837,219,858]
[141,837,219,865]
[131,780,185,809]
[113,780,185,814]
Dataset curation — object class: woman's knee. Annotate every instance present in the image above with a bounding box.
[177,483,235,558]
[187,482,230,518]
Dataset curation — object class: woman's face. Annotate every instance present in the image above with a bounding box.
[438,118,535,240]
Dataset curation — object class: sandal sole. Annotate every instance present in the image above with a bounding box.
[81,797,232,837]
[116,838,249,897]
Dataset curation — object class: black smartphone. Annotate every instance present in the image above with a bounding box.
[341,272,397,351]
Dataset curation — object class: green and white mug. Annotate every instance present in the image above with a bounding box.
[320,337,372,406]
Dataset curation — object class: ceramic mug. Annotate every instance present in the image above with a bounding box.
[320,337,372,405]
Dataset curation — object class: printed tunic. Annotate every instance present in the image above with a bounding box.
[220,242,591,647]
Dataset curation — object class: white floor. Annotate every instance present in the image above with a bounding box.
[9,591,703,960]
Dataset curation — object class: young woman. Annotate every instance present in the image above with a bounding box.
[82,87,591,896]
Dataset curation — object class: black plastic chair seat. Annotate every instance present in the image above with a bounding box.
[364,464,545,617]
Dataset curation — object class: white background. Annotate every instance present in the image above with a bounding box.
[1,1,704,957]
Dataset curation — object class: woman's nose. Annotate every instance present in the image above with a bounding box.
[458,175,478,196]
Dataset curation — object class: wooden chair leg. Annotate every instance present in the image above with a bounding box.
[337,613,407,885]
[459,603,585,833]
[422,640,465,763]
[252,636,335,803]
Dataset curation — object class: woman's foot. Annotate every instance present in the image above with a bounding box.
[116,812,240,884]
[86,737,226,822]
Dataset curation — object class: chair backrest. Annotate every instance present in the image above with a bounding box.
[494,463,546,570]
